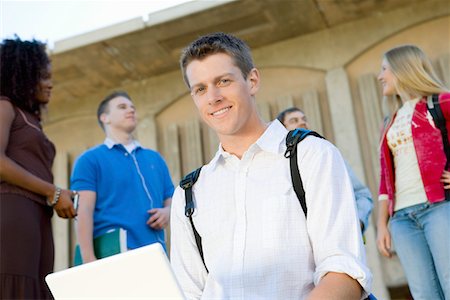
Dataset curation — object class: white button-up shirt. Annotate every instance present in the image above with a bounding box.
[170,120,372,299]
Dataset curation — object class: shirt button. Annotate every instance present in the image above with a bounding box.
[125,153,128,156]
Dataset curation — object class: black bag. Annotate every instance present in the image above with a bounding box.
[427,94,450,200]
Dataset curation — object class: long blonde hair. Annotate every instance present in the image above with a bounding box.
[382,45,448,115]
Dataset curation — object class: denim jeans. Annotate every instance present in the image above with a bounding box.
[390,200,450,300]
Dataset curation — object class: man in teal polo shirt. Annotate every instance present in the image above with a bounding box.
[71,91,174,263]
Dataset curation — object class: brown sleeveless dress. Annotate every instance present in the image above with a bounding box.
[0,97,56,299]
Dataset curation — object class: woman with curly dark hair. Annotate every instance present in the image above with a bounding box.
[0,37,76,299]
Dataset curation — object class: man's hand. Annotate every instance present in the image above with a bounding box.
[147,206,170,230]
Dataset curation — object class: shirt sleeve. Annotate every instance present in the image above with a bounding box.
[378,131,391,202]
[170,186,208,299]
[70,151,97,192]
[298,138,372,298]
[344,160,373,233]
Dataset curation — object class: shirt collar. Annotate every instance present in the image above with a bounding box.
[208,120,288,170]
[208,145,226,170]
[254,119,288,155]
[104,137,141,149]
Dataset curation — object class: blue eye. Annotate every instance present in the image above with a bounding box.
[192,86,206,96]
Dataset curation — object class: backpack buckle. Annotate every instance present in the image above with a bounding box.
[285,129,302,158]
[185,200,195,217]
[180,176,194,190]
[180,168,202,190]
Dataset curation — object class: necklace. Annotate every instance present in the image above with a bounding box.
[17,108,42,132]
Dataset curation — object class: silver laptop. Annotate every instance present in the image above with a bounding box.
[46,243,185,299]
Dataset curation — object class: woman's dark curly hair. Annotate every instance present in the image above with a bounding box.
[0,37,50,113]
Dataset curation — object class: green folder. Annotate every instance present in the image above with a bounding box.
[73,228,127,266]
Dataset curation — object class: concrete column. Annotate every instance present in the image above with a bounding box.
[203,125,219,163]
[136,114,157,150]
[357,74,383,181]
[69,148,86,265]
[275,94,295,115]
[302,90,323,135]
[364,221,391,299]
[180,119,203,175]
[325,67,365,181]
[52,151,70,271]
[163,124,181,185]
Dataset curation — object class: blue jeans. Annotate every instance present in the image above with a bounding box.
[390,200,450,300]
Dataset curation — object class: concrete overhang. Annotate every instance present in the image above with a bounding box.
[50,0,419,104]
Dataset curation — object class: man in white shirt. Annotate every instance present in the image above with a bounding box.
[170,32,372,299]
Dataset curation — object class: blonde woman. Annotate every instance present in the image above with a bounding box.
[376,45,450,299]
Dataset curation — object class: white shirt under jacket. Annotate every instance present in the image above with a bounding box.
[170,120,372,300]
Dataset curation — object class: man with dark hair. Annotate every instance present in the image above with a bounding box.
[277,107,373,232]
[170,32,372,299]
[71,91,174,263]
[277,107,309,129]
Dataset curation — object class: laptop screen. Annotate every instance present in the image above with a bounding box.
[46,243,185,299]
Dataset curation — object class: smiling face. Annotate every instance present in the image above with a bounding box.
[35,64,53,104]
[378,58,397,97]
[100,96,137,134]
[186,53,260,141]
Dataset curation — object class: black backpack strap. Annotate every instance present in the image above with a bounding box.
[180,168,202,217]
[180,167,208,273]
[284,129,324,218]
[427,94,450,169]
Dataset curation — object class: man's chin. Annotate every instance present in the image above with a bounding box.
[125,125,137,133]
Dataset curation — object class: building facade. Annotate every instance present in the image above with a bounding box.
[44,1,449,298]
